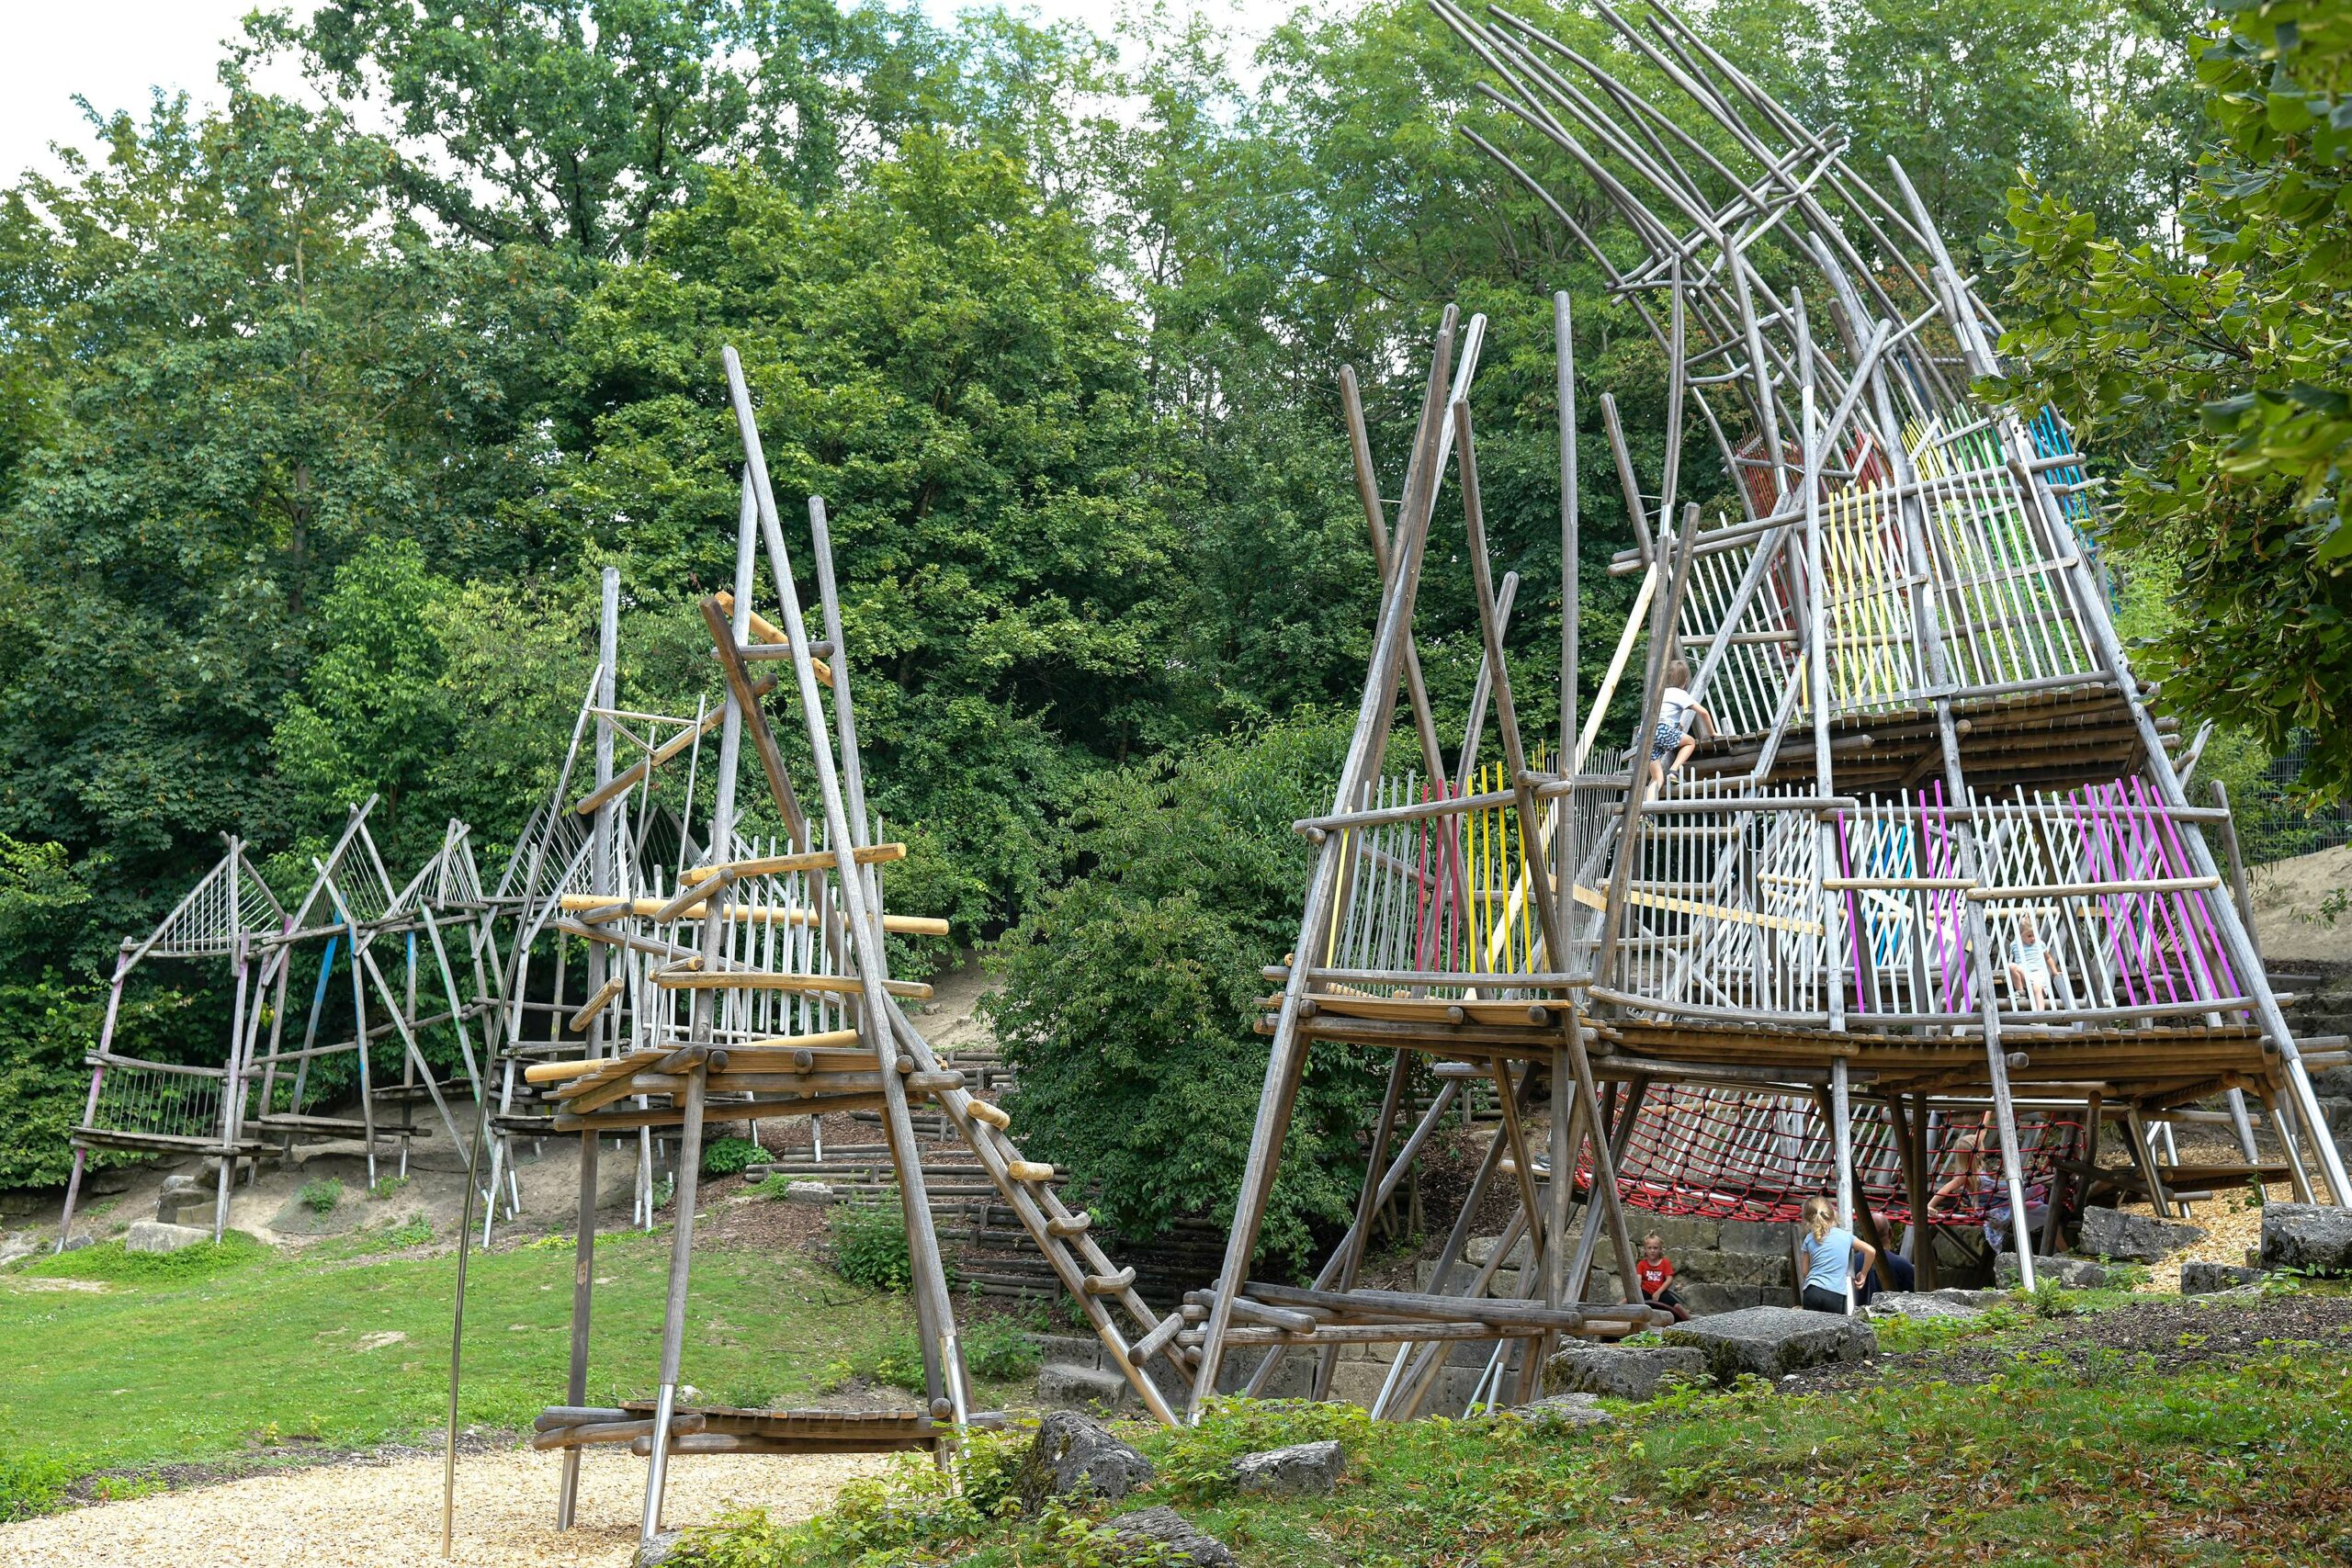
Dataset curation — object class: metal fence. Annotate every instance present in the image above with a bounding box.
[2239,732,2352,864]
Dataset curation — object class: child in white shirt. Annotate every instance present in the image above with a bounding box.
[2006,916,2062,1010]
[1645,658,1713,794]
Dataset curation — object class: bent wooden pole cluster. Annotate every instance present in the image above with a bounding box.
[58,808,514,1253]
[440,347,1195,1556]
[1196,0,2344,1416]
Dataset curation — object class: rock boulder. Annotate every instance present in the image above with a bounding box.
[1229,1440,1345,1496]
[1862,1292,1982,1320]
[2260,1203,2352,1276]
[1101,1507,1235,1568]
[1996,1254,2109,1289]
[1514,1392,1614,1429]
[1662,1306,1874,1383]
[2076,1206,2203,1263]
[1014,1411,1155,1513]
[1543,1344,1708,1401]
[124,1221,212,1254]
[2180,1260,2264,1294]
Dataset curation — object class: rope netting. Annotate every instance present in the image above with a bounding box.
[1580,1083,2079,1228]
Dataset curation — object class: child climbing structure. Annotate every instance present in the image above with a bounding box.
[1187,0,2347,1417]
[451,347,1195,1552]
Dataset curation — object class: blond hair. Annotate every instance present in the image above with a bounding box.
[1665,657,1691,688]
[1801,1194,1837,1245]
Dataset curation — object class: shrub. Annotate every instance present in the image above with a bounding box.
[844,1328,927,1392]
[368,1174,409,1201]
[829,1196,912,1292]
[965,1315,1044,1382]
[984,714,1387,1269]
[300,1178,342,1215]
[701,1136,766,1179]
[24,1230,267,1285]
[384,1213,434,1247]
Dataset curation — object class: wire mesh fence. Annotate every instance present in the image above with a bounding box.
[2239,732,2352,864]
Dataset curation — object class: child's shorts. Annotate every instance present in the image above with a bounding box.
[1649,721,1685,761]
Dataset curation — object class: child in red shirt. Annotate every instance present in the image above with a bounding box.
[1634,1233,1690,1321]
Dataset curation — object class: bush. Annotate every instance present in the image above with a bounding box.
[965,1315,1044,1382]
[829,1196,913,1292]
[700,1135,766,1179]
[299,1178,342,1215]
[844,1329,928,1393]
[985,714,1387,1267]
[24,1229,268,1285]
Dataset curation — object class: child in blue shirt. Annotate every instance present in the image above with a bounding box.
[1797,1195,1876,1314]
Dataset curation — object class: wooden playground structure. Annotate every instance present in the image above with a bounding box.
[1182,0,2350,1419]
[57,807,511,1246]
[442,348,1200,1551]
[49,5,2352,1551]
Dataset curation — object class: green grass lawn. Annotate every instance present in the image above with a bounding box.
[0,1221,1016,1519]
[681,1300,2352,1568]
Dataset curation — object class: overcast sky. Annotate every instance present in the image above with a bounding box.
[0,0,1299,187]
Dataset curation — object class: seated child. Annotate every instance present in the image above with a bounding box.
[1634,1232,1691,1322]
[2006,917,2062,1010]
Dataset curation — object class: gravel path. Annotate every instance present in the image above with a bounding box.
[0,1445,888,1568]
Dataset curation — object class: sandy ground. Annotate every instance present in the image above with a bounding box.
[0,1445,889,1568]
[2252,843,2352,964]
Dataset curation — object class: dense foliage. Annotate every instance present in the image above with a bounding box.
[0,0,2285,1225]
[985,714,1386,1264]
[1996,0,2352,795]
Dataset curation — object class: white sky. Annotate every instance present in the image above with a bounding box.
[0,0,1300,187]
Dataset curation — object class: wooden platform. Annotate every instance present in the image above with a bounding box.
[1685,682,2160,794]
[532,1403,958,1458]
[536,1041,895,1130]
[1604,1018,2278,1105]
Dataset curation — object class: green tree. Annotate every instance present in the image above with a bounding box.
[1995,0,2352,795]
[550,140,1177,919]
[984,715,1387,1267]
[1714,0,2202,247]
[0,88,575,962]
[273,0,954,256]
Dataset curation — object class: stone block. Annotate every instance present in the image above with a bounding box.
[1677,1248,1791,1287]
[1717,1218,1795,1255]
[1996,1254,2109,1289]
[2181,1260,2264,1295]
[1037,1364,1135,1413]
[2260,1202,2352,1276]
[1015,1412,1154,1512]
[1677,1282,1782,1316]
[1514,1392,1613,1429]
[155,1190,212,1225]
[1229,1439,1345,1496]
[1662,1306,1874,1383]
[2076,1205,2204,1263]
[1465,1234,1532,1269]
[1327,1359,1393,1409]
[1037,1334,1104,1371]
[1640,1214,1724,1253]
[1862,1292,1981,1321]
[1102,1506,1234,1568]
[1544,1344,1708,1401]
[1211,1347,1313,1398]
[124,1221,212,1254]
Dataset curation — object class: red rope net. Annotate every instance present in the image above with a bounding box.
[1575,1085,2079,1228]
